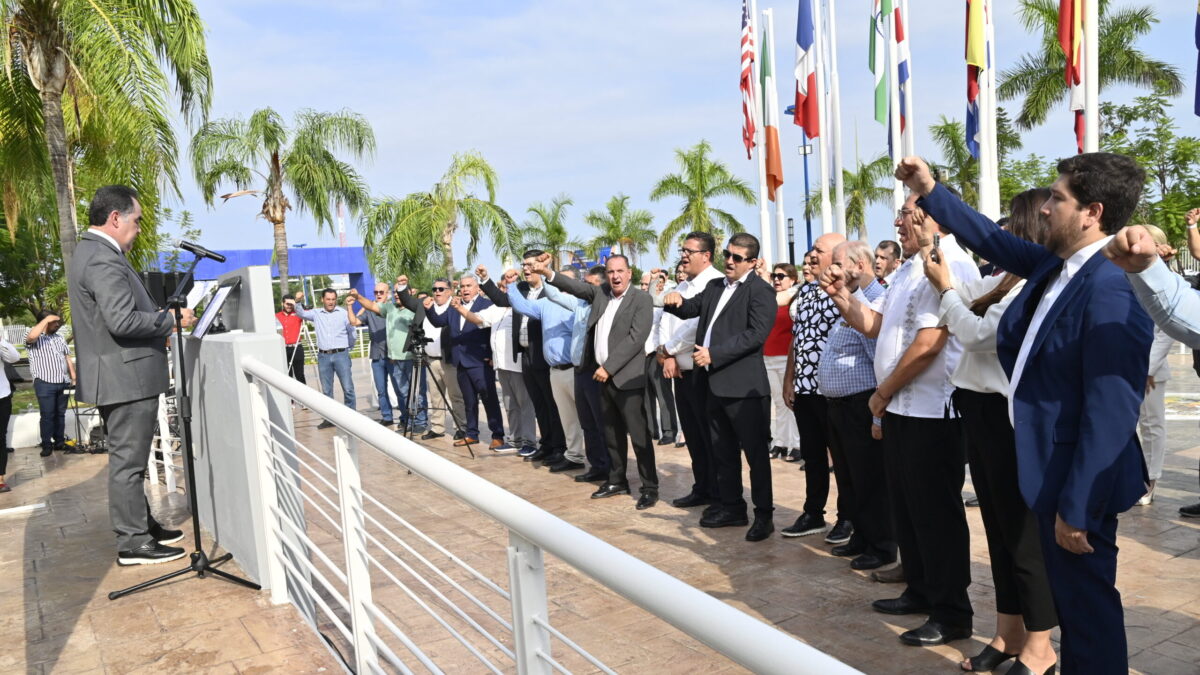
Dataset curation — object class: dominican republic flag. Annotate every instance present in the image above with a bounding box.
[1058,0,1085,153]
[895,1,910,137]
[794,0,819,138]
[966,0,987,158]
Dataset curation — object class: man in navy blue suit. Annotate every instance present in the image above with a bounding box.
[425,275,507,450]
[900,153,1152,675]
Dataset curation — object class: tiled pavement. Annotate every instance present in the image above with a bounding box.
[2,356,1198,674]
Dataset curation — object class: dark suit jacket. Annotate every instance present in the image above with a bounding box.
[546,273,652,390]
[480,278,548,368]
[664,273,775,398]
[921,184,1152,532]
[67,231,174,406]
[424,295,496,369]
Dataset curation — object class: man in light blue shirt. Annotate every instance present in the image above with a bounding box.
[295,288,360,427]
[542,266,610,482]
[1105,224,1200,519]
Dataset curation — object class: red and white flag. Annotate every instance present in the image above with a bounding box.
[741,0,758,159]
[1058,0,1085,153]
[793,0,819,138]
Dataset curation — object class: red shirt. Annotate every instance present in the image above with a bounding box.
[276,311,302,345]
[763,303,792,356]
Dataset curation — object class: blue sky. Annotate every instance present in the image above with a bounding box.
[172,0,1200,274]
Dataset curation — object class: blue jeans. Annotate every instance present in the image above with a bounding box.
[370,358,398,422]
[317,350,356,409]
[389,359,428,430]
[34,379,70,449]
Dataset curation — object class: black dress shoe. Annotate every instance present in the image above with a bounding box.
[825,519,853,544]
[701,503,723,519]
[524,448,552,463]
[574,468,607,483]
[591,484,631,499]
[670,492,712,508]
[745,517,774,541]
[850,553,893,571]
[539,452,564,467]
[898,619,971,646]
[317,420,334,430]
[700,509,749,528]
[1006,658,1056,675]
[379,419,395,427]
[149,524,185,545]
[548,458,585,473]
[831,541,866,557]
[636,493,658,510]
[871,596,930,615]
[39,447,53,457]
[421,430,444,440]
[656,436,676,446]
[780,512,826,538]
[117,542,187,566]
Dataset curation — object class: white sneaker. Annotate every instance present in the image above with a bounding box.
[1138,484,1155,505]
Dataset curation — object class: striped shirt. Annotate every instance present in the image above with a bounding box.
[26,332,72,384]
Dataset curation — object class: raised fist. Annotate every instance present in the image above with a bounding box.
[895,156,936,197]
[1187,208,1200,228]
[475,264,488,281]
[662,292,684,307]
[422,296,435,310]
[819,264,846,297]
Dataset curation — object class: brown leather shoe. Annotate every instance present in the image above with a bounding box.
[871,563,905,584]
[488,438,507,450]
[453,437,478,447]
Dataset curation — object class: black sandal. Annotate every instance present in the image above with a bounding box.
[960,645,1017,672]
[1006,660,1055,675]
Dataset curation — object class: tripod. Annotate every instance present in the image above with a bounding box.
[401,336,473,458]
[109,254,260,600]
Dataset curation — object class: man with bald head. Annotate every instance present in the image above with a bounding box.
[781,231,848,542]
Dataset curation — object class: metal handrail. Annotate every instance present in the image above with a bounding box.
[242,355,858,675]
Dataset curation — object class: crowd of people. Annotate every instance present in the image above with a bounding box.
[271,152,1198,675]
[4,152,1197,673]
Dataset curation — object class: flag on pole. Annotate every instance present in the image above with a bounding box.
[870,0,889,125]
[966,0,986,158]
[794,0,819,137]
[895,2,910,136]
[761,26,785,201]
[1194,1,1200,116]
[741,0,758,159]
[1058,0,1085,153]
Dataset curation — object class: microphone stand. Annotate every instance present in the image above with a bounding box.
[109,253,260,600]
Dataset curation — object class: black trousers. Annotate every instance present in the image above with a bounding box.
[955,389,1057,631]
[704,377,773,518]
[826,390,895,560]
[574,369,609,473]
[600,383,657,494]
[882,413,973,628]
[522,357,564,454]
[457,364,505,441]
[792,393,848,520]
[285,344,307,384]
[643,356,678,440]
[674,369,717,499]
[0,394,11,475]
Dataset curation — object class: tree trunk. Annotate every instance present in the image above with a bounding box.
[41,90,79,271]
[273,217,291,298]
[441,223,456,279]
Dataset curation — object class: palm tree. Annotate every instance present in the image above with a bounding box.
[358,151,516,280]
[807,154,892,239]
[650,140,756,259]
[515,194,583,271]
[1,0,212,270]
[584,194,656,268]
[191,107,375,296]
[998,0,1182,130]
[929,117,981,207]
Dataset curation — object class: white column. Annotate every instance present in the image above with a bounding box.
[978,0,1002,219]
[1083,0,1099,152]
[335,434,380,673]
[508,531,552,674]
[813,0,833,234]
[887,0,904,210]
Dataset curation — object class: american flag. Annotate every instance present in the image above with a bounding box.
[741,0,757,159]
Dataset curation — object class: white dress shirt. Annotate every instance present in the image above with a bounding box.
[703,268,753,348]
[594,289,628,366]
[939,275,1026,395]
[423,298,451,358]
[661,264,724,370]
[1009,236,1112,423]
[0,339,20,398]
[870,235,980,418]
[88,228,123,253]
[475,305,520,372]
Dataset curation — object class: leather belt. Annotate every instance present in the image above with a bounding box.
[551,363,573,370]
[318,348,347,354]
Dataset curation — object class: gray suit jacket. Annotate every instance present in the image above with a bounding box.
[67,231,173,406]
[547,272,651,391]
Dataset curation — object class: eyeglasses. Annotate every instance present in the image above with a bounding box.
[374,291,387,295]
[432,286,449,292]
[897,208,914,218]
[679,246,709,258]
[770,273,790,281]
[722,249,755,264]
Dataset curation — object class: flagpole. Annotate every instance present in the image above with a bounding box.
[813,0,833,234]
[887,2,904,211]
[766,8,788,261]
[750,0,774,263]
[900,0,916,157]
[825,0,847,235]
[1083,0,1099,152]
[978,0,1001,219]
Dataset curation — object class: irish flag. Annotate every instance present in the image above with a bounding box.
[761,26,784,201]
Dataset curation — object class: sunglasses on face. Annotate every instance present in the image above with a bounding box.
[722,249,755,264]
[770,273,789,281]
[432,287,449,292]
[375,291,387,295]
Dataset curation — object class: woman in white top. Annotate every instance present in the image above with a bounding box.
[1135,224,1177,505]
[920,189,1059,674]
[0,338,22,492]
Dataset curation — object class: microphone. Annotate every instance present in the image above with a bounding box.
[176,240,226,263]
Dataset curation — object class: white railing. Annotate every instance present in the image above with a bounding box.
[241,355,859,675]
